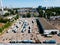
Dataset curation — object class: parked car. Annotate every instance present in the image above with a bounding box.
[43,40,56,44]
[16,26,19,28]
[21,29,26,33]
[29,26,30,29]
[57,33,60,36]
[28,30,30,33]
[32,21,34,23]
[12,30,16,33]
[21,40,34,43]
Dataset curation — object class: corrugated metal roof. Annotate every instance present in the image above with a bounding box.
[39,18,57,30]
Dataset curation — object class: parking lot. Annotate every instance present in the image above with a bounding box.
[0,18,39,43]
[0,18,60,44]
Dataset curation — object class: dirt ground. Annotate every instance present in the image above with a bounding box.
[0,23,5,28]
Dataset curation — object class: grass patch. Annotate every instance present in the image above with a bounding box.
[0,22,12,33]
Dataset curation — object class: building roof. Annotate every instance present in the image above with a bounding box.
[38,18,57,30]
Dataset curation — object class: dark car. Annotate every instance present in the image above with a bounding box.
[29,26,30,29]
[12,30,16,33]
[28,30,30,33]
[58,33,60,36]
[32,21,34,23]
[16,26,19,28]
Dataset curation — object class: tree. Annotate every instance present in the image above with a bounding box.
[15,10,18,14]
[16,15,19,19]
[26,13,31,18]
[4,13,9,16]
[14,15,19,20]
[37,6,44,17]
[0,18,10,23]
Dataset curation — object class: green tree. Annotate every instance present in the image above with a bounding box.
[37,6,44,17]
[26,13,31,18]
[14,15,19,20]
[4,13,9,16]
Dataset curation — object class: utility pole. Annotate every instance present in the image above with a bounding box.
[0,0,4,15]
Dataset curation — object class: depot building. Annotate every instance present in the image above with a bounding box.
[37,18,59,35]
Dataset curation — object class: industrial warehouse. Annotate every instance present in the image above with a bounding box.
[37,18,59,35]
